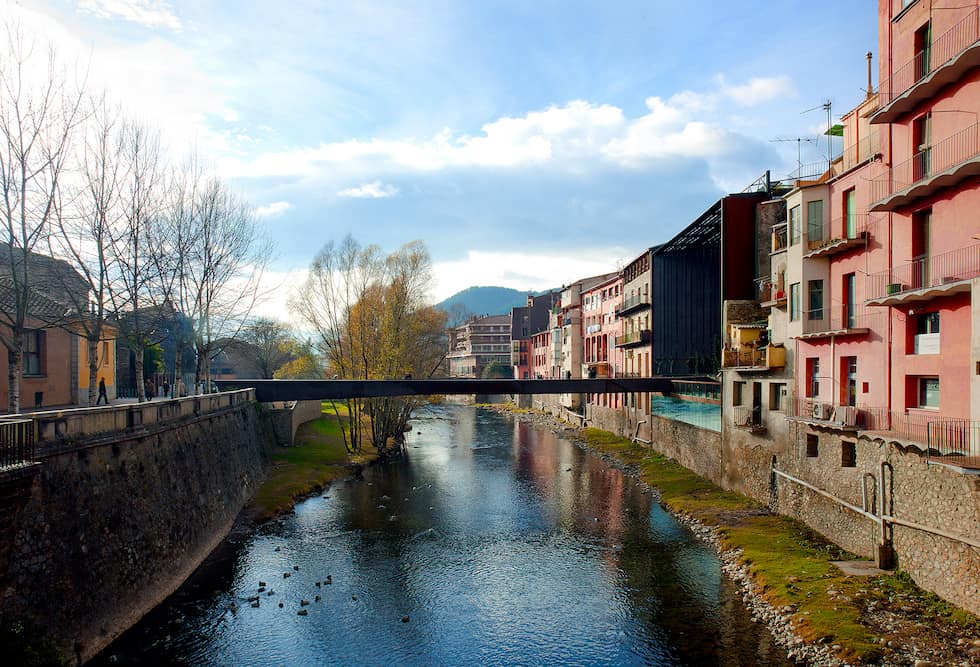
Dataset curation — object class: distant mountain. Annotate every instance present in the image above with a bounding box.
[436,286,539,320]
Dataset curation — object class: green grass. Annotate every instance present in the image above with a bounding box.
[249,408,377,520]
[580,428,891,662]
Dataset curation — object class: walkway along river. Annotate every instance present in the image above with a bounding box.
[93,405,790,665]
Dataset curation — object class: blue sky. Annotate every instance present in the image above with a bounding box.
[16,0,878,308]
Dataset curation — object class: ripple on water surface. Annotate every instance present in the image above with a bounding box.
[92,405,787,666]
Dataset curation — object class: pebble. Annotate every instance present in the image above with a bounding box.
[300,599,310,606]
[293,565,300,571]
[283,572,291,578]
[297,609,308,616]
[401,616,410,623]
[278,602,283,608]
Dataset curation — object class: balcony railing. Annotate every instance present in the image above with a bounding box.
[799,305,881,338]
[865,244,980,303]
[759,279,786,307]
[0,418,36,469]
[615,293,651,317]
[615,329,652,347]
[926,420,980,468]
[877,8,980,110]
[733,405,765,431]
[803,214,870,259]
[837,131,880,173]
[870,121,980,209]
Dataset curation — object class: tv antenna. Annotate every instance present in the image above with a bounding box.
[802,100,834,169]
[770,136,817,178]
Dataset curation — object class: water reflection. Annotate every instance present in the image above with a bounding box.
[94,405,784,666]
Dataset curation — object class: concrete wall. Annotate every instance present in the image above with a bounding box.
[0,389,272,663]
[266,399,324,445]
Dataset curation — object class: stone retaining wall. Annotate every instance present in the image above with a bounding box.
[0,391,273,663]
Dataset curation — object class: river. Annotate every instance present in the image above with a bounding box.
[93,405,789,666]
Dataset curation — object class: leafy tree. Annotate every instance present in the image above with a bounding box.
[292,237,446,456]
[481,360,512,379]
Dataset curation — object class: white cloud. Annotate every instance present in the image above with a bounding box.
[255,201,292,218]
[718,75,794,107]
[432,248,628,303]
[336,181,400,199]
[77,0,182,31]
[221,74,790,189]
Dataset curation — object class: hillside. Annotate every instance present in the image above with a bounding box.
[435,286,534,319]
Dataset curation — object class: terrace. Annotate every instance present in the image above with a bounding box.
[865,244,980,306]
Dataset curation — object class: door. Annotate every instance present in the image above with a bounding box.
[913,209,932,288]
[913,113,932,181]
[844,273,856,328]
[843,357,857,407]
[752,382,763,426]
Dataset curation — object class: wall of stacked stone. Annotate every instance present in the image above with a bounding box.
[584,403,630,437]
[647,413,723,484]
[742,422,980,616]
[0,398,274,663]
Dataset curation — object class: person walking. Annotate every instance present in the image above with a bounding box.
[96,377,108,405]
[144,377,155,401]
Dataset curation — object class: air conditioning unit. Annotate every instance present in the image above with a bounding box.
[830,406,859,426]
[812,402,829,420]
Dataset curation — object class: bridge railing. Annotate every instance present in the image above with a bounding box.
[23,388,255,447]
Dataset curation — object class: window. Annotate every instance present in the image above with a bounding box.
[807,280,824,321]
[789,205,801,245]
[913,113,932,179]
[914,21,931,80]
[806,358,820,398]
[843,273,856,327]
[23,330,43,376]
[918,376,939,408]
[789,282,801,321]
[733,381,744,406]
[807,200,824,247]
[769,383,785,411]
[841,441,857,468]
[913,312,940,354]
[806,433,819,458]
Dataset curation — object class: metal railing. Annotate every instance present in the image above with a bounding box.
[784,160,829,182]
[788,398,866,427]
[879,8,980,107]
[722,347,765,368]
[871,121,980,203]
[615,293,650,316]
[733,405,764,429]
[615,329,652,347]
[838,131,880,173]
[927,419,980,467]
[801,305,882,335]
[803,214,870,252]
[759,279,786,304]
[0,419,36,469]
[866,244,980,301]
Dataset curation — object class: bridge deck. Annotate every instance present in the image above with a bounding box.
[215,378,678,402]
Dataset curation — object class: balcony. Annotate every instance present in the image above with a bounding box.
[733,405,766,434]
[835,129,881,174]
[759,279,786,309]
[802,215,870,259]
[860,409,980,470]
[873,8,980,124]
[615,293,651,317]
[797,305,880,340]
[870,121,980,212]
[722,345,786,372]
[615,329,651,348]
[865,244,980,306]
[770,223,788,254]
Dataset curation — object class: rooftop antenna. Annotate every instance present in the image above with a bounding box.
[802,100,834,171]
[770,136,817,178]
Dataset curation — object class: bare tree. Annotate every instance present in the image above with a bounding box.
[182,175,271,391]
[232,317,297,378]
[49,96,123,405]
[105,120,168,402]
[0,22,86,412]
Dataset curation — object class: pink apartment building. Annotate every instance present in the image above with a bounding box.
[581,273,624,421]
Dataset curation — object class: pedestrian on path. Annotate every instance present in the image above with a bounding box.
[97,378,108,405]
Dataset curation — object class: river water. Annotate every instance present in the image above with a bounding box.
[94,405,789,666]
